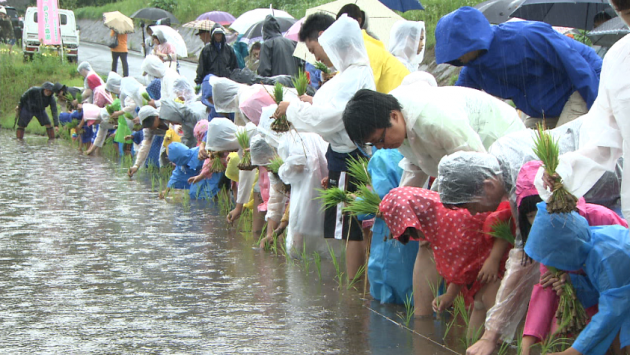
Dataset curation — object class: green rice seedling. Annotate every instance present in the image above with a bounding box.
[550,267,587,336]
[182,190,190,211]
[301,242,310,273]
[65,92,74,102]
[267,155,284,175]
[141,92,151,105]
[313,251,322,280]
[327,242,344,288]
[346,156,371,185]
[536,334,572,355]
[195,84,201,94]
[235,129,253,170]
[151,174,156,192]
[486,219,515,245]
[397,292,415,327]
[316,187,351,210]
[314,61,330,74]
[516,327,525,355]
[75,91,82,102]
[532,125,578,214]
[291,69,309,96]
[342,185,381,217]
[210,152,226,173]
[271,82,290,132]
[497,342,511,355]
[347,263,365,290]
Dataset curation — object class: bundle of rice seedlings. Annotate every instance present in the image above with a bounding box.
[532,125,578,214]
[236,129,254,170]
[106,105,116,115]
[271,82,290,132]
[267,155,284,174]
[65,92,74,102]
[346,156,371,185]
[210,151,226,173]
[486,219,515,245]
[316,187,352,210]
[195,84,202,94]
[550,266,588,336]
[291,69,309,96]
[343,185,381,218]
[133,123,142,131]
[106,99,121,115]
[314,61,330,74]
[75,92,82,102]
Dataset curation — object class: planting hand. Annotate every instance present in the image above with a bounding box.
[478,257,500,283]
[466,335,498,355]
[273,102,290,118]
[299,95,313,104]
[432,283,460,312]
[540,270,559,289]
[227,204,243,224]
[321,177,329,189]
[198,148,209,160]
[552,273,570,296]
[274,220,288,236]
[542,170,560,191]
[111,111,123,119]
[148,99,157,108]
[188,175,202,184]
[128,166,138,178]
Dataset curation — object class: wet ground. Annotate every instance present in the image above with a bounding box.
[0,131,478,354]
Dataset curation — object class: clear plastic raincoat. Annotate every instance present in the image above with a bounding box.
[286,14,375,154]
[388,20,425,73]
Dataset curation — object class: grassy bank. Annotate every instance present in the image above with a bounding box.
[74,0,484,49]
[0,47,82,135]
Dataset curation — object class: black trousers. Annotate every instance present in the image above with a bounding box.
[111,51,129,77]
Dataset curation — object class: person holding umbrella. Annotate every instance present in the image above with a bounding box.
[104,11,133,77]
[435,6,602,129]
[151,28,178,70]
[194,25,238,84]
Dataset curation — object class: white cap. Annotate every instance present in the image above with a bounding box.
[0,7,6,15]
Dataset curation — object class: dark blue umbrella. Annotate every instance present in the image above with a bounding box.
[510,0,613,31]
[378,0,424,12]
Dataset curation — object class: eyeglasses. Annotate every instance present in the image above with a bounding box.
[365,127,386,147]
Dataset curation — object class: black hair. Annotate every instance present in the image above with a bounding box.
[298,13,335,42]
[142,116,158,129]
[593,11,612,24]
[342,89,401,146]
[611,0,630,11]
[518,194,542,265]
[336,4,365,27]
[251,42,262,51]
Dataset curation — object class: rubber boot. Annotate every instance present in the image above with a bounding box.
[46,127,55,140]
[16,127,25,140]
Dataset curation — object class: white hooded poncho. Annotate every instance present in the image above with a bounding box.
[388,20,426,72]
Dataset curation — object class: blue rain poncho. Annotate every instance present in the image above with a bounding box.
[365,149,419,305]
[435,6,602,119]
[167,142,222,199]
[525,203,630,355]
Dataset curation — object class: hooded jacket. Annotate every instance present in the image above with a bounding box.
[435,7,602,118]
[19,85,59,126]
[195,25,238,84]
[388,20,425,73]
[525,204,630,355]
[257,15,300,77]
[362,30,410,94]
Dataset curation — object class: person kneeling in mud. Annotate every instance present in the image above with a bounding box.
[15,82,59,140]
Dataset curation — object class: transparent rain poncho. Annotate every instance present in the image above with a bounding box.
[257,104,285,149]
[141,55,167,80]
[120,77,146,118]
[208,76,243,114]
[286,14,375,154]
[172,77,197,103]
[278,131,330,257]
[400,71,437,88]
[250,135,276,166]
[388,20,425,72]
[238,85,275,125]
[105,72,122,95]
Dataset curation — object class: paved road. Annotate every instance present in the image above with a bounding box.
[78,42,198,85]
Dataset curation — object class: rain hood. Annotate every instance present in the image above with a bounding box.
[142,55,167,79]
[105,72,122,95]
[320,14,370,73]
[262,15,282,40]
[435,6,493,66]
[389,20,426,72]
[167,142,202,171]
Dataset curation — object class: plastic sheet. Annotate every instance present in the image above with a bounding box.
[172,77,197,103]
[205,117,257,152]
[400,71,437,88]
[388,20,425,72]
[120,77,146,116]
[437,151,502,206]
[250,135,276,166]
[257,104,285,149]
[238,85,275,125]
[208,76,242,113]
[138,106,159,123]
[141,55,167,80]
[105,72,122,94]
[266,172,288,223]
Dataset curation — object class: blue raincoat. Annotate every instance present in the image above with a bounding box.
[167,142,223,199]
[201,74,234,122]
[525,203,630,355]
[363,149,419,304]
[435,7,602,118]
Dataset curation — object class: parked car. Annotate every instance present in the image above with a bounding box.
[22,7,79,62]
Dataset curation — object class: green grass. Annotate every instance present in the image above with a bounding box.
[0,48,82,135]
[72,0,485,51]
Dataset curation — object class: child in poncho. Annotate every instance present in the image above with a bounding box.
[515,161,627,355]
[380,187,513,336]
[161,142,224,200]
[525,204,630,355]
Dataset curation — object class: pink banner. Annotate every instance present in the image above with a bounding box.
[37,0,61,45]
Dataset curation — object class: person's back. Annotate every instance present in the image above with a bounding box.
[257,15,299,77]
[435,7,601,125]
[195,26,238,84]
[363,32,410,93]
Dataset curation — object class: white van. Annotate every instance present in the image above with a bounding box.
[22,7,80,62]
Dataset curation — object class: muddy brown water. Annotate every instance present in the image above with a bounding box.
[0,131,484,354]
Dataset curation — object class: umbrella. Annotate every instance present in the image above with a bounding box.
[587,16,630,47]
[241,17,297,43]
[103,11,134,34]
[475,0,526,24]
[183,19,218,31]
[510,0,613,31]
[378,0,424,12]
[130,7,180,24]
[230,8,294,33]
[293,0,404,64]
[151,25,188,57]
[196,11,236,25]
[284,18,304,41]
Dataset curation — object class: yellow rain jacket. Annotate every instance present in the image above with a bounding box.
[362,30,410,94]
[163,128,182,155]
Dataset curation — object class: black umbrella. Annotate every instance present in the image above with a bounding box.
[510,0,613,31]
[241,17,297,43]
[587,17,630,47]
[475,0,525,24]
[130,7,179,24]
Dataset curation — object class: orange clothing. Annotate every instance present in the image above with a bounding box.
[110,30,128,53]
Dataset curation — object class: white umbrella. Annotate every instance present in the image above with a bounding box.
[293,0,404,64]
[229,8,294,34]
[151,25,188,57]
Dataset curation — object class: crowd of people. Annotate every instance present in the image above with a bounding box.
[13,1,630,354]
